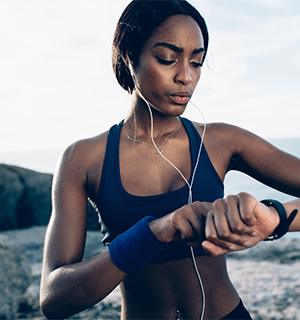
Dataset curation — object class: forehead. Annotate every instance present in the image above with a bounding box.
[146,15,204,50]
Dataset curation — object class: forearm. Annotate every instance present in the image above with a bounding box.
[41,215,168,319]
[40,250,126,319]
[284,199,300,232]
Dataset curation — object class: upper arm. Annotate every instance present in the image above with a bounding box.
[43,142,92,274]
[226,125,300,197]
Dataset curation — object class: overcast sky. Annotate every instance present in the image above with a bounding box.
[1,0,300,152]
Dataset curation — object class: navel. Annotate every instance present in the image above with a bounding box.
[176,309,183,320]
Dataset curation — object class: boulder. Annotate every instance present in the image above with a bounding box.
[0,164,100,231]
[0,235,32,320]
[0,164,53,230]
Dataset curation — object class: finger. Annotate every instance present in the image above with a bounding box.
[149,214,179,243]
[225,195,257,237]
[211,199,233,240]
[202,234,261,257]
[202,240,230,257]
[209,199,248,244]
[171,206,197,240]
[237,193,257,227]
[184,211,206,246]
[205,211,227,246]
[205,209,253,249]
[189,202,206,237]
[171,203,206,244]
[189,201,212,221]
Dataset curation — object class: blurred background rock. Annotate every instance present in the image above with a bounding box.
[0,163,299,319]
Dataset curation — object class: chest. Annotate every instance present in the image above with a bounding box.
[96,122,224,245]
[119,137,192,197]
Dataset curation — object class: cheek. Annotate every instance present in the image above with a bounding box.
[192,69,201,89]
[136,65,169,94]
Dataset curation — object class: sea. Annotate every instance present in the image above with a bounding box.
[1,137,299,239]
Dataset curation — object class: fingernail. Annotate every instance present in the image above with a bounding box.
[243,242,252,247]
[228,245,237,251]
[251,232,258,237]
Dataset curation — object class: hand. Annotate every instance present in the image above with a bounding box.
[202,192,280,256]
[149,201,212,247]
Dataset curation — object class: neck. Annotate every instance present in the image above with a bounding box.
[125,93,181,139]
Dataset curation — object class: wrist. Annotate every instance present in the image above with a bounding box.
[268,205,280,230]
[261,199,298,241]
[109,216,168,274]
[148,215,176,243]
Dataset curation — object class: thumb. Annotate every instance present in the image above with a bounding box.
[202,240,230,257]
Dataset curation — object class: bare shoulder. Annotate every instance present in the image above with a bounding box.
[192,121,268,151]
[192,121,243,137]
[190,121,277,178]
[54,130,110,199]
[192,121,243,148]
[59,130,109,170]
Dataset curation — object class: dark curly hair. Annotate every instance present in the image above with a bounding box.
[112,0,209,94]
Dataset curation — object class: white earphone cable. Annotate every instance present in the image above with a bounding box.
[129,62,206,320]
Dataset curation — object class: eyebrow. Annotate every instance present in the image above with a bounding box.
[153,42,205,54]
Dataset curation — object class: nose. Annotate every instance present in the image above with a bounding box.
[174,61,192,85]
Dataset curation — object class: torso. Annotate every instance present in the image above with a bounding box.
[84,119,240,319]
[120,256,239,320]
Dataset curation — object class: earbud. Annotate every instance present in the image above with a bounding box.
[128,61,134,78]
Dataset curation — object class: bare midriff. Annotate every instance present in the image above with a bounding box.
[119,255,239,320]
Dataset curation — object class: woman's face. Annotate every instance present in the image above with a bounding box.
[133,14,205,116]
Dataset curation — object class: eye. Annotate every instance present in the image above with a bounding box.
[156,57,175,65]
[191,61,202,68]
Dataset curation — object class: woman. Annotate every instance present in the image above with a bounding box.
[40,1,300,319]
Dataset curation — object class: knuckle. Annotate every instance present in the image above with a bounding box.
[242,213,252,223]
[206,233,218,242]
[206,232,220,243]
[187,229,195,239]
[213,198,225,210]
[192,201,203,212]
[238,191,250,200]
[226,195,239,208]
[170,211,182,227]
[174,206,187,217]
[231,222,244,233]
[226,195,236,202]
[182,204,192,214]
[232,226,243,234]
[218,230,231,240]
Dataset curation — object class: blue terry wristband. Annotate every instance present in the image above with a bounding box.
[109,216,168,274]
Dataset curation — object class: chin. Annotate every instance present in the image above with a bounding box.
[166,105,187,117]
[148,100,187,117]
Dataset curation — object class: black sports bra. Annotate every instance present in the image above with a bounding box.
[96,117,224,263]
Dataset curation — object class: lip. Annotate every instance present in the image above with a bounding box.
[169,91,191,105]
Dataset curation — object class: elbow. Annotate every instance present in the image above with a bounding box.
[40,295,56,320]
[40,276,60,319]
[40,268,75,319]
[40,280,87,320]
[40,292,64,320]
[40,296,74,320]
[40,289,72,320]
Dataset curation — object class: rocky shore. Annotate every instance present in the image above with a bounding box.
[1,164,299,319]
[227,238,300,320]
[0,226,299,320]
